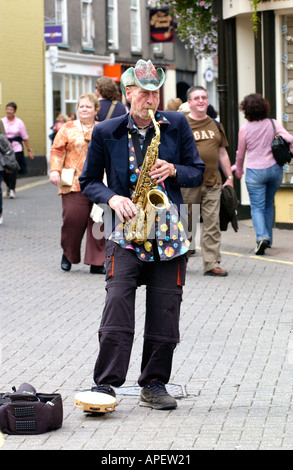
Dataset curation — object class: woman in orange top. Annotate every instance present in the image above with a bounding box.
[50,93,105,274]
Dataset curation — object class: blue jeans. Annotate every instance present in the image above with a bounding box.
[245,164,283,245]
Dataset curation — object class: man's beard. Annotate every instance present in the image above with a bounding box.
[137,107,155,121]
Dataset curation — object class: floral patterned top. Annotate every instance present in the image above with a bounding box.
[50,120,97,195]
[109,113,190,262]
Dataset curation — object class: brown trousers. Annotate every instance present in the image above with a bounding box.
[61,192,105,266]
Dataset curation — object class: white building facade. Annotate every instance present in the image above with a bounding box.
[222,0,293,226]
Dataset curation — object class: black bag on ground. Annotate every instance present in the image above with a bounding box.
[270,119,292,167]
[0,134,20,173]
[0,383,63,435]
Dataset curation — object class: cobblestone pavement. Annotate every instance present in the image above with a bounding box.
[1,176,293,452]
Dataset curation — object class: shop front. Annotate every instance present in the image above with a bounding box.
[223,0,293,227]
[45,46,115,165]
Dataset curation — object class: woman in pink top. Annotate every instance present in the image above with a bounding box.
[235,93,293,255]
[1,102,34,198]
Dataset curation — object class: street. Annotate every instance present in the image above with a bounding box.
[1,176,293,452]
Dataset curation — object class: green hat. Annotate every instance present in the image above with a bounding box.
[120,59,165,96]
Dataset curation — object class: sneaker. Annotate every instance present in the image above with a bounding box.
[140,380,177,410]
[91,384,116,398]
[9,190,16,199]
[255,239,269,255]
[0,215,3,225]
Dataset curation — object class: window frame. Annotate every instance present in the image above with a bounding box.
[107,0,119,51]
[81,0,94,49]
[55,0,68,45]
[130,0,142,53]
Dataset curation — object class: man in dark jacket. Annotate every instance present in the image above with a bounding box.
[80,59,205,411]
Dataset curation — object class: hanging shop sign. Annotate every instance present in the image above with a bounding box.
[104,64,122,82]
[44,26,63,45]
[149,8,174,43]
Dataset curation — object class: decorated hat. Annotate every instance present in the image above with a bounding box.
[120,59,165,96]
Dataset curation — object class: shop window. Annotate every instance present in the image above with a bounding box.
[282,15,293,185]
[63,75,96,109]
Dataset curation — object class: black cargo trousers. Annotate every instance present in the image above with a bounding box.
[93,240,186,387]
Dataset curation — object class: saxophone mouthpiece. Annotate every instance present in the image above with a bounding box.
[148,109,154,119]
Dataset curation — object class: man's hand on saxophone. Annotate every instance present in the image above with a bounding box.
[108,194,137,222]
[149,158,177,184]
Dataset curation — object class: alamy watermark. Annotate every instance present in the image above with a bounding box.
[91,203,201,247]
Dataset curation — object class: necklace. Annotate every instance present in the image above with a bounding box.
[81,121,94,129]
[80,120,95,142]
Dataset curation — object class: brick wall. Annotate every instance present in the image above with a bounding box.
[0,0,46,172]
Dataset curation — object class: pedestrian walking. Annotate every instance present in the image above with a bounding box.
[234,93,293,255]
[181,86,234,276]
[95,76,127,121]
[1,102,34,199]
[50,93,105,274]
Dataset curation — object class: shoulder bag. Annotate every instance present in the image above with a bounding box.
[104,100,117,121]
[270,119,292,167]
[0,135,20,173]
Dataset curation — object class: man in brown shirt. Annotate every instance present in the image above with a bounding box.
[181,86,234,276]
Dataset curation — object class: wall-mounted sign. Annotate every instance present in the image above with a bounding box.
[149,8,174,43]
[44,26,63,45]
[104,64,122,82]
[204,68,214,83]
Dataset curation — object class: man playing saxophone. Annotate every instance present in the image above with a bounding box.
[80,59,205,411]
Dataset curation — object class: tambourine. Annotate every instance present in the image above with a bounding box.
[74,391,117,414]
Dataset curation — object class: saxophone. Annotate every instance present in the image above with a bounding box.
[124,109,169,244]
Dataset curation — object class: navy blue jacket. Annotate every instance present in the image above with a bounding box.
[79,111,205,231]
[97,99,127,121]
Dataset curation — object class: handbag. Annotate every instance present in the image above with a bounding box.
[0,135,20,173]
[270,119,292,167]
[60,167,75,186]
[60,151,84,187]
[90,203,104,223]
[90,173,107,223]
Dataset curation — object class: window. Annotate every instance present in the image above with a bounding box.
[107,0,119,50]
[63,74,96,106]
[81,0,94,48]
[55,0,68,44]
[130,0,142,52]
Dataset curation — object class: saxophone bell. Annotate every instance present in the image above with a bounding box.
[147,188,169,211]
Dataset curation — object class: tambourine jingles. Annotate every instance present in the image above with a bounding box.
[74,391,117,414]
